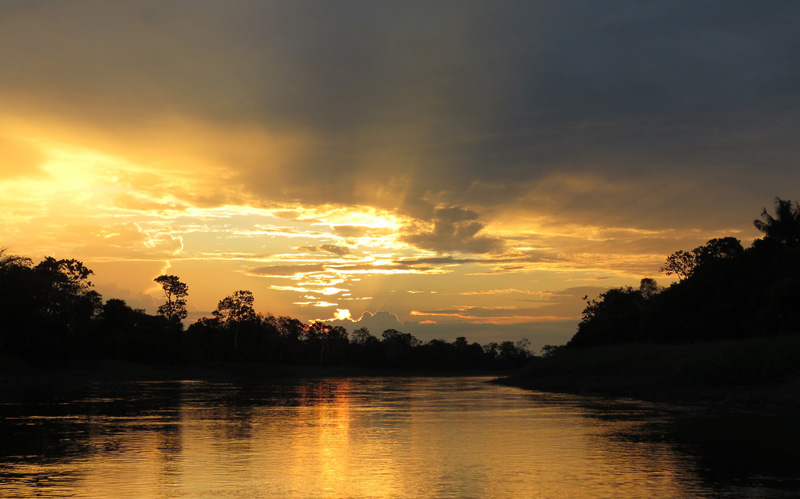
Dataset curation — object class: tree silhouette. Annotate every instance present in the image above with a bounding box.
[304,321,349,364]
[2,247,539,371]
[568,287,636,347]
[753,197,800,247]
[213,290,257,353]
[214,290,257,324]
[381,329,420,366]
[0,255,102,360]
[350,327,373,345]
[0,248,32,269]
[33,257,102,331]
[154,275,189,322]
[36,257,95,295]
[660,249,696,280]
[639,277,661,300]
[0,249,33,351]
[661,237,744,280]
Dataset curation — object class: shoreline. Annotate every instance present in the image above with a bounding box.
[5,354,798,414]
[495,335,800,414]
[0,358,507,387]
[496,371,800,413]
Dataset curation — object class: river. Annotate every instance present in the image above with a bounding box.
[1,376,797,498]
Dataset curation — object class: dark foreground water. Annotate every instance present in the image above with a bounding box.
[0,376,798,498]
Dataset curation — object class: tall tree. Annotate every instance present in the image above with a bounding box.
[214,290,257,324]
[0,248,32,269]
[351,327,374,345]
[0,249,33,350]
[638,277,662,300]
[154,275,189,322]
[753,197,800,247]
[213,290,257,352]
[36,257,94,295]
[661,237,744,280]
[33,257,102,328]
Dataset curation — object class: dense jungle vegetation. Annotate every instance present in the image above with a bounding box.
[516,197,800,396]
[565,197,800,349]
[4,196,798,382]
[0,252,532,373]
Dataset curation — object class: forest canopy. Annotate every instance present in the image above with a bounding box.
[565,197,800,349]
[4,197,798,373]
[0,251,531,371]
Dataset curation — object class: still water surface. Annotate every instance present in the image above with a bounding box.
[1,376,797,498]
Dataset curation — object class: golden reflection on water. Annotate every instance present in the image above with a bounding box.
[284,380,356,496]
[1,377,791,498]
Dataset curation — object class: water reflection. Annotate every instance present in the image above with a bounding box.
[1,377,797,498]
[529,392,800,497]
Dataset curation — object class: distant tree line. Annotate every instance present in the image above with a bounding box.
[564,197,800,349]
[0,251,532,371]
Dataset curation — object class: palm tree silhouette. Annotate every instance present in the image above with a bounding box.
[753,197,800,247]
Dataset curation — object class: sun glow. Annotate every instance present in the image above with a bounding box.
[1,111,664,345]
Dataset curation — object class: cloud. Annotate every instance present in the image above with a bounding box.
[459,288,548,297]
[398,256,477,266]
[408,285,612,326]
[328,310,407,335]
[92,281,159,312]
[402,207,505,254]
[3,1,799,232]
[23,222,185,262]
[112,193,190,213]
[248,264,327,278]
[326,308,580,348]
[409,306,577,325]
[298,244,350,256]
[332,225,371,238]
[2,1,799,345]
[247,258,465,281]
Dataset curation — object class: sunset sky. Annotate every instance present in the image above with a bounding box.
[2,1,799,349]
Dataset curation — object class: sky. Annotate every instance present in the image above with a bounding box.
[2,1,799,350]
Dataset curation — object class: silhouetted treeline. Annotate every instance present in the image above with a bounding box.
[0,250,532,371]
[565,197,800,349]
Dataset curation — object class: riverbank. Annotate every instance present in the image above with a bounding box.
[499,334,800,412]
[0,356,506,387]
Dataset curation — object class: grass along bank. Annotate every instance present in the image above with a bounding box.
[501,334,800,410]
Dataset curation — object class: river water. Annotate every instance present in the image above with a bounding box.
[0,376,797,498]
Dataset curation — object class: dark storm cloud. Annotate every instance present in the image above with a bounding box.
[3,1,799,231]
[402,207,505,254]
